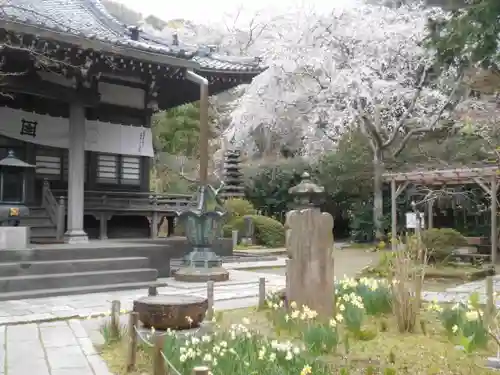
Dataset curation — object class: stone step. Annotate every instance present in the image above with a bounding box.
[28,226,57,237]
[17,216,53,225]
[0,256,150,277]
[0,268,158,293]
[25,207,50,218]
[0,280,167,302]
[29,237,64,244]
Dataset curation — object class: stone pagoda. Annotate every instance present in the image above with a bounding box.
[219,149,245,200]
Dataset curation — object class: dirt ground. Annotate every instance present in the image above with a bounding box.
[249,248,379,278]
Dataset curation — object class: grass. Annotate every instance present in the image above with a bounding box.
[359,252,496,292]
[99,305,500,375]
[341,242,377,251]
[424,263,495,281]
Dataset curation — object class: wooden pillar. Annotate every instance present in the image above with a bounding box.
[65,101,88,244]
[167,216,175,237]
[391,179,397,251]
[99,213,108,240]
[427,199,434,229]
[491,176,497,264]
[150,212,159,239]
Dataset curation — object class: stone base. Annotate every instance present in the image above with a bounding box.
[64,229,89,244]
[0,227,29,249]
[133,294,208,330]
[486,357,500,369]
[174,266,230,282]
[241,238,253,246]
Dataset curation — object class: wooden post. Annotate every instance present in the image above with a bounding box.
[153,335,165,375]
[193,366,210,375]
[258,277,266,309]
[42,178,49,202]
[206,281,214,321]
[126,312,139,372]
[151,211,159,239]
[148,285,158,296]
[99,212,108,240]
[427,199,434,229]
[56,196,65,240]
[391,179,397,251]
[486,276,495,324]
[110,300,121,339]
[491,176,498,264]
[285,258,291,308]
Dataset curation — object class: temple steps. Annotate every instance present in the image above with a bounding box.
[0,256,150,277]
[0,252,159,300]
[18,206,59,243]
[0,280,166,302]
[0,268,157,293]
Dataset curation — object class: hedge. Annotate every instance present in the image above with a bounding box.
[420,228,468,263]
[223,214,285,248]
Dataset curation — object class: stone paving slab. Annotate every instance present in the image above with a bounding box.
[2,320,112,375]
[224,259,286,270]
[0,270,286,325]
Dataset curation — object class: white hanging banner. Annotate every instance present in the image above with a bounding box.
[0,107,154,157]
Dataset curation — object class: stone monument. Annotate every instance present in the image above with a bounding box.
[241,215,254,245]
[285,172,335,317]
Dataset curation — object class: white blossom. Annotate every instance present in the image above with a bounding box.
[225,1,456,156]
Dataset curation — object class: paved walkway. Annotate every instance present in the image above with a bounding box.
[0,269,286,374]
[0,269,286,325]
[2,319,111,375]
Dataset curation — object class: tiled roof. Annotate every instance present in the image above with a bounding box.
[0,0,264,74]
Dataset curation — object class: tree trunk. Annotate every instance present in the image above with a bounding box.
[373,149,384,241]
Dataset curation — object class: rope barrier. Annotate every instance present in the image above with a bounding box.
[161,351,183,375]
[116,276,269,374]
[132,325,198,375]
[133,325,154,347]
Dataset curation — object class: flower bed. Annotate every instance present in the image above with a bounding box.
[100,276,499,375]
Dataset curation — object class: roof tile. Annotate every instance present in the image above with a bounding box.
[0,0,265,73]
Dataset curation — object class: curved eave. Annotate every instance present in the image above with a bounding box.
[0,18,199,69]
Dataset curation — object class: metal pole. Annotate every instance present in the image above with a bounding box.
[427,199,434,229]
[491,176,497,264]
[186,70,209,184]
[391,179,397,251]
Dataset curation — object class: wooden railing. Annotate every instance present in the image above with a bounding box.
[51,189,193,213]
[41,179,66,240]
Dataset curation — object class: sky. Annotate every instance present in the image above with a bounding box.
[114,0,349,24]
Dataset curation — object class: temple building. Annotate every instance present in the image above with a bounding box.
[0,0,263,244]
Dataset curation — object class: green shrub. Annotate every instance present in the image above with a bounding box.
[230,215,285,248]
[420,228,467,262]
[223,198,257,223]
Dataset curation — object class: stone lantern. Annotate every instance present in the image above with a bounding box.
[288,172,326,210]
[0,150,35,224]
[0,150,35,250]
[174,184,230,282]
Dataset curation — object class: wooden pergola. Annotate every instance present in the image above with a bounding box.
[383,166,499,263]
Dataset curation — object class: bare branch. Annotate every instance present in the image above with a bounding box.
[382,67,429,149]
[391,70,465,158]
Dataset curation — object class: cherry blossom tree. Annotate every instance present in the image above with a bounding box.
[227,0,466,239]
